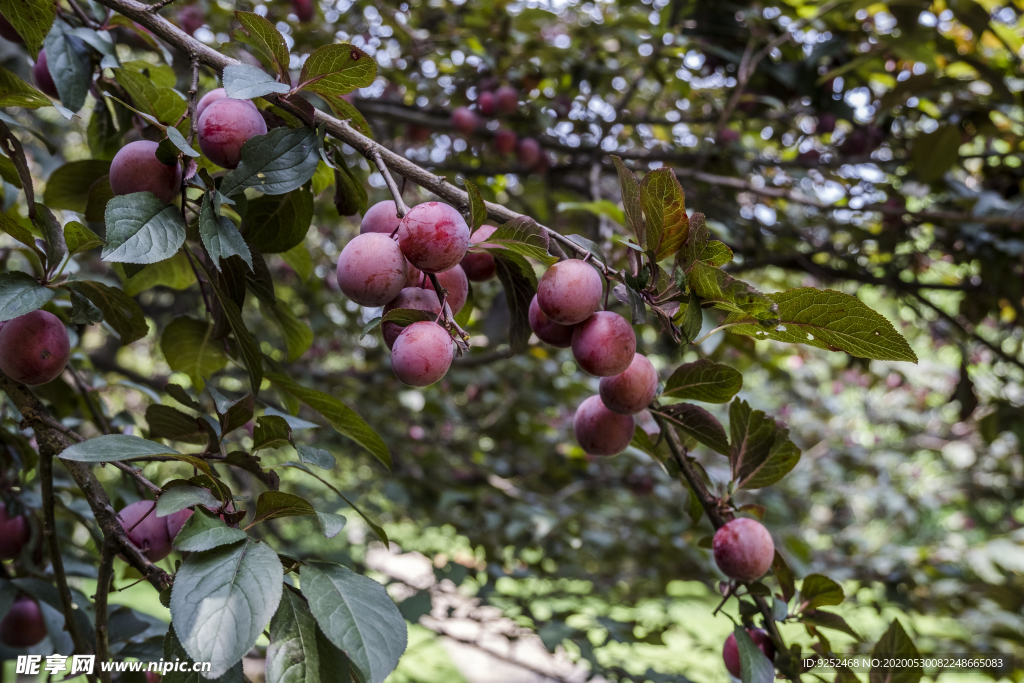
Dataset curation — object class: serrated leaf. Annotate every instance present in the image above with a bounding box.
[156,484,219,517]
[659,403,729,455]
[267,587,329,683]
[69,289,103,324]
[170,539,283,679]
[486,216,555,265]
[201,193,252,271]
[146,404,205,443]
[43,20,90,112]
[243,188,313,253]
[0,65,51,108]
[679,293,702,343]
[869,621,921,683]
[235,12,290,78]
[209,275,263,395]
[253,415,292,451]
[639,167,688,260]
[296,444,335,470]
[297,44,377,96]
[172,508,247,551]
[59,434,180,462]
[220,127,320,197]
[724,288,918,363]
[223,63,290,100]
[44,160,113,213]
[164,625,244,683]
[0,271,52,322]
[160,316,228,393]
[611,155,644,246]
[729,399,801,490]
[380,308,435,327]
[112,67,187,125]
[799,574,844,611]
[62,280,149,344]
[688,261,775,317]
[733,625,775,683]
[702,240,733,267]
[32,202,65,272]
[250,491,316,527]
[316,512,347,539]
[122,251,197,296]
[299,562,407,683]
[463,177,486,231]
[802,610,860,640]
[0,0,56,56]
[266,373,390,469]
[0,211,43,261]
[64,221,103,256]
[663,359,743,403]
[322,95,371,137]
[103,192,186,264]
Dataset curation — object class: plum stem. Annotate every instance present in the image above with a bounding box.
[370,147,409,219]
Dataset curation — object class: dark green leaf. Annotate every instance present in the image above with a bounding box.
[679,293,702,343]
[611,155,644,246]
[63,280,149,344]
[0,271,53,322]
[103,192,186,264]
[32,202,65,272]
[733,624,775,683]
[912,125,960,183]
[316,512,347,539]
[659,403,730,455]
[146,404,205,443]
[44,160,112,213]
[462,177,486,231]
[267,587,331,683]
[799,574,844,611]
[487,216,556,265]
[69,289,103,324]
[243,188,314,253]
[0,0,54,56]
[298,44,377,96]
[112,68,186,125]
[201,193,252,271]
[0,65,52,108]
[164,624,244,683]
[64,221,103,255]
[802,610,861,640]
[156,484,219,517]
[43,20,90,112]
[172,507,248,551]
[332,153,367,217]
[729,399,801,490]
[493,251,537,355]
[663,359,743,403]
[60,434,180,462]
[296,444,335,470]
[869,620,921,683]
[772,551,795,603]
[159,317,228,393]
[219,127,320,197]
[235,12,290,78]
[208,275,263,395]
[250,491,316,526]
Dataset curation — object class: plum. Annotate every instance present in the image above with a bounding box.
[397,202,470,273]
[478,91,496,116]
[360,200,402,235]
[0,595,47,648]
[0,14,23,44]
[292,0,315,22]
[723,629,775,677]
[571,311,636,377]
[0,310,70,386]
[573,395,634,456]
[32,50,58,99]
[177,5,205,35]
[599,354,658,415]
[196,88,229,119]
[109,140,183,204]
[517,137,541,168]
[336,233,408,307]
[494,128,516,154]
[452,107,478,135]
[197,97,268,169]
[382,287,442,349]
[424,264,469,315]
[494,85,518,115]
[537,259,603,325]
[117,500,173,562]
[460,225,498,282]
[712,518,775,581]
[391,321,454,387]
[528,295,573,348]
[0,502,30,559]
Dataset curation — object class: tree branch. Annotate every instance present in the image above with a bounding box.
[94,540,117,683]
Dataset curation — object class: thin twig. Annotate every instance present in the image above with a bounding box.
[69,365,112,434]
[370,147,409,218]
[113,462,163,495]
[94,540,117,683]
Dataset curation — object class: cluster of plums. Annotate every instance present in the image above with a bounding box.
[0,503,46,648]
[449,84,544,171]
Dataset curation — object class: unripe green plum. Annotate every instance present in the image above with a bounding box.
[599,354,658,415]
[198,97,267,169]
[336,233,408,307]
[723,629,775,677]
[712,518,775,581]
[397,202,470,273]
[571,311,636,377]
[528,295,573,348]
[360,200,402,235]
[117,500,173,562]
[391,321,454,387]
[537,259,603,325]
[424,264,468,315]
[33,50,58,99]
[109,140,183,204]
[460,225,497,282]
[382,287,441,349]
[494,128,517,154]
[0,595,47,648]
[0,310,70,386]
[0,502,30,559]
[452,107,478,135]
[573,395,634,456]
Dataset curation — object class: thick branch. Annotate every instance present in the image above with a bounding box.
[94,540,117,683]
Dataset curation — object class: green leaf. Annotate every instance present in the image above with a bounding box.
[492,250,537,355]
[62,280,149,344]
[772,551,795,603]
[613,283,646,325]
[267,373,390,469]
[164,624,244,683]
[0,211,44,261]
[701,241,733,267]
[0,155,21,187]
[462,177,487,231]
[0,271,52,322]
[659,403,730,455]
[564,234,605,265]
[380,308,435,327]
[799,574,844,611]
[201,193,253,271]
[296,444,335,470]
[281,242,313,282]
[912,125,960,183]
[219,127,320,197]
[170,539,283,679]
[331,153,367,216]
[611,155,644,246]
[235,12,290,78]
[724,288,918,363]
[159,316,228,393]
[146,404,205,443]
[869,620,921,683]
[243,188,314,253]
[802,610,861,640]
[728,399,801,490]
[733,625,775,683]
[166,126,199,157]
[69,289,103,325]
[300,562,407,683]
[0,0,56,56]
[663,359,743,403]
[222,63,290,99]
[0,65,52,108]
[112,68,187,125]
[679,292,702,343]
[267,587,334,683]
[87,99,124,160]
[316,513,347,539]
[156,485,219,517]
[266,299,313,362]
[43,160,112,213]
[487,216,556,265]
[103,192,186,264]
[250,491,316,526]
[208,387,254,434]
[556,200,625,226]
[32,203,65,273]
[172,507,246,551]
[298,44,377,96]
[59,434,180,462]
[254,415,292,451]
[207,271,263,395]
[121,251,197,296]
[64,221,103,256]
[323,95,371,137]
[639,167,688,260]
[43,20,90,112]
[688,261,775,317]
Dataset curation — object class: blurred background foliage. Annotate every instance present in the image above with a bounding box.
[3,0,1024,681]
